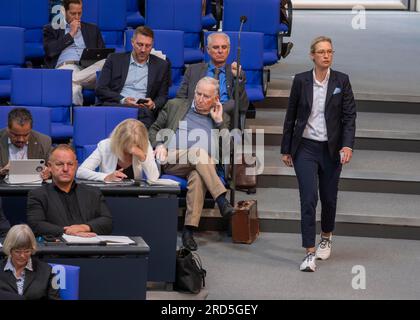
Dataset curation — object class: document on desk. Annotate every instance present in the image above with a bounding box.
[147,179,179,186]
[62,234,135,245]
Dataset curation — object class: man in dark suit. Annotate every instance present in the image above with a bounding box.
[43,0,105,105]
[176,32,248,122]
[96,26,170,128]
[0,108,51,176]
[27,144,112,237]
[0,200,10,237]
[281,36,356,272]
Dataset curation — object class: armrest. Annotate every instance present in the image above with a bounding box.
[286,0,293,37]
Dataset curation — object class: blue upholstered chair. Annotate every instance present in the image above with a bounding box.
[0,27,25,100]
[126,0,145,28]
[11,68,73,140]
[72,106,138,162]
[0,106,52,137]
[202,0,217,30]
[125,29,185,98]
[223,0,292,66]
[49,264,80,300]
[82,0,127,53]
[145,0,204,64]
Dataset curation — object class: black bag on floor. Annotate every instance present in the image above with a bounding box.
[174,248,206,294]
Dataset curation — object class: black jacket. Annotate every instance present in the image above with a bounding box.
[27,183,112,237]
[0,199,10,237]
[43,21,105,69]
[0,257,60,300]
[281,69,356,159]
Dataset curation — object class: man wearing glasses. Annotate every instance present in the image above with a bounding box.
[0,108,51,177]
[96,26,170,128]
[176,32,249,119]
[281,36,356,272]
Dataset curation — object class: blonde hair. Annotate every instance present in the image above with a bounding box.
[310,36,333,53]
[3,224,37,257]
[110,119,149,160]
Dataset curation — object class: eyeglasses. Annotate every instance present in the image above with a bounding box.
[314,50,335,56]
[12,249,32,256]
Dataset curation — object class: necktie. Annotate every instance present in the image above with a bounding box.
[214,68,220,80]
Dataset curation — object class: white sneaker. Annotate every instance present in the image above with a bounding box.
[300,252,316,272]
[316,234,332,260]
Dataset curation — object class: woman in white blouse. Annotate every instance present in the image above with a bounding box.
[76,119,159,182]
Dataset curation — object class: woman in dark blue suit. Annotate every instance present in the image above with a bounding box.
[281,36,356,272]
[0,225,60,299]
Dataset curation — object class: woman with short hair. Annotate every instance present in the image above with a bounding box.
[0,224,60,299]
[76,119,159,182]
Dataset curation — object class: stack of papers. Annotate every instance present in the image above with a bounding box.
[147,179,179,186]
[62,235,135,245]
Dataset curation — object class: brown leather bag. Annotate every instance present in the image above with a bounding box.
[232,200,259,244]
[234,153,257,194]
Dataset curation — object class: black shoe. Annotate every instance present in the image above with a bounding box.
[281,42,293,58]
[218,199,234,219]
[182,231,198,251]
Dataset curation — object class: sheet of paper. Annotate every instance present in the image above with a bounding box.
[97,236,135,245]
[62,234,103,244]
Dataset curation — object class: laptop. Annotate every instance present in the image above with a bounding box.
[5,159,45,184]
[79,48,115,68]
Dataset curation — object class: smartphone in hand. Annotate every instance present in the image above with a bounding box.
[136,98,148,104]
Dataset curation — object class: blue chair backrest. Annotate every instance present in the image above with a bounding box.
[0,0,49,59]
[0,27,25,80]
[82,0,127,52]
[73,106,138,162]
[145,0,204,63]
[49,263,80,300]
[126,0,145,27]
[0,106,52,137]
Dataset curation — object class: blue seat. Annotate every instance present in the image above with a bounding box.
[0,27,25,100]
[202,0,217,30]
[11,68,73,139]
[205,31,265,103]
[82,0,127,53]
[0,0,49,60]
[126,0,145,28]
[223,0,290,66]
[73,106,138,162]
[125,29,184,98]
[49,264,80,300]
[145,0,204,64]
[0,106,52,136]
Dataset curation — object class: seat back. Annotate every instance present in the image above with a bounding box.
[0,106,52,137]
[126,0,145,27]
[82,0,127,52]
[145,0,203,63]
[204,31,265,102]
[223,0,282,66]
[125,28,184,98]
[73,106,138,162]
[202,0,217,30]
[49,264,80,300]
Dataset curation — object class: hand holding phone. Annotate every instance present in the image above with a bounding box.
[136,98,148,104]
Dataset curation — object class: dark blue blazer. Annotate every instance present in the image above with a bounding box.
[281,69,356,159]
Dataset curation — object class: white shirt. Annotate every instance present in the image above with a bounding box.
[302,69,330,142]
[8,138,28,160]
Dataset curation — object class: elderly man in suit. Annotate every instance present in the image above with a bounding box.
[96,26,170,128]
[281,36,356,272]
[149,77,234,251]
[0,108,51,177]
[176,32,248,119]
[43,0,106,105]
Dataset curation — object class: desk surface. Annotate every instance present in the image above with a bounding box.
[0,237,150,256]
[0,180,180,196]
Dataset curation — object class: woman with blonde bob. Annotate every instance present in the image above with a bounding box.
[0,224,60,300]
[76,119,159,182]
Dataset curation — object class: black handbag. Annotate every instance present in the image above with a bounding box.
[174,248,206,294]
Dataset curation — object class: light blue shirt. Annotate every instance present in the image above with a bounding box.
[56,21,86,68]
[120,54,149,102]
[4,257,33,296]
[8,138,28,160]
[207,63,229,103]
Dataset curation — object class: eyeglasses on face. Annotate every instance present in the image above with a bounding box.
[12,249,32,256]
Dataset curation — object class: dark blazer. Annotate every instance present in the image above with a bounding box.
[27,183,113,237]
[95,52,170,115]
[281,69,356,159]
[0,199,10,237]
[0,257,60,300]
[0,129,52,168]
[149,98,230,149]
[176,62,249,116]
[43,22,105,69]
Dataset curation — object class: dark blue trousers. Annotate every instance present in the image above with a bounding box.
[293,138,342,248]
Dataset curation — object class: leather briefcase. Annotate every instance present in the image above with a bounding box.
[235,153,257,194]
[232,200,259,244]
